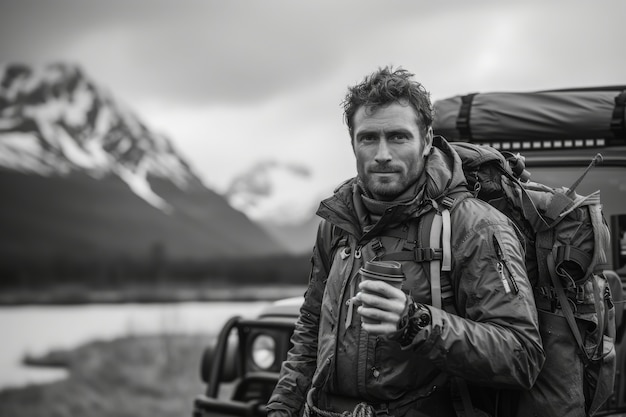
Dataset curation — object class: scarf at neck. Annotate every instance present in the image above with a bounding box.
[353,176,426,230]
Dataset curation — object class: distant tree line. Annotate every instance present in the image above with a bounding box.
[0,253,312,289]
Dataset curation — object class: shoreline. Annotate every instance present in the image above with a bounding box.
[0,283,307,306]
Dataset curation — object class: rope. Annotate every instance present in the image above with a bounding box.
[352,403,377,417]
[305,388,390,417]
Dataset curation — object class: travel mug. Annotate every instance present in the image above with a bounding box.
[359,260,405,324]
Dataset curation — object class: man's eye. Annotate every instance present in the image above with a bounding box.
[390,134,407,141]
[360,135,376,142]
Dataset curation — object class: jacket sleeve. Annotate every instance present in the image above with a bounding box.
[410,201,545,389]
[267,221,330,417]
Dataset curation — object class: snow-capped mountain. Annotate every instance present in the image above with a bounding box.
[226,160,327,253]
[0,63,197,211]
[226,160,319,225]
[0,63,285,262]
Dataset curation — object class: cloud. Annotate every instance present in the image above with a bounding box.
[1,1,425,104]
[0,1,514,105]
[4,1,624,105]
[135,73,356,193]
[1,0,624,201]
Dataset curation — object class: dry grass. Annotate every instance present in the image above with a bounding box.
[0,334,214,417]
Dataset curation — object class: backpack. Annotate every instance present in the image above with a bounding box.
[320,139,616,417]
[448,141,617,417]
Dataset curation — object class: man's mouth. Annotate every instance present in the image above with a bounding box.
[370,168,400,174]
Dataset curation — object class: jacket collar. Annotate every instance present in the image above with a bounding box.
[316,136,467,241]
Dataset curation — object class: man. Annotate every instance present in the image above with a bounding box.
[267,67,545,417]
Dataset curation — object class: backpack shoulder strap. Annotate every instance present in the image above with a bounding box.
[427,210,444,309]
[428,194,467,312]
[376,192,467,311]
[426,195,476,417]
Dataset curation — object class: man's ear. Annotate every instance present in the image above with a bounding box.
[350,134,356,154]
[423,127,433,157]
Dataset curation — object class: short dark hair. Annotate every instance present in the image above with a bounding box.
[342,66,433,138]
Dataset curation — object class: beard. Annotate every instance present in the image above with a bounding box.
[362,170,418,201]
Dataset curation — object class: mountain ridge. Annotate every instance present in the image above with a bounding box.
[0,62,285,266]
[0,63,200,207]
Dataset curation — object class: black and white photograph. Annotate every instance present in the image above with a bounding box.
[1,1,625,416]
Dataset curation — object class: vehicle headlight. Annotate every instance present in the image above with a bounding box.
[251,334,276,369]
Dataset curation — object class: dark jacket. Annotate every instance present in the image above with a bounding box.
[268,138,545,416]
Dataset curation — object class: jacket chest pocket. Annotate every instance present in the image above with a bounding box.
[323,242,360,322]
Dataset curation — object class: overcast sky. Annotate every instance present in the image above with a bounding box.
[1,0,625,198]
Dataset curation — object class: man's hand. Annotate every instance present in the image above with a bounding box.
[355,279,407,335]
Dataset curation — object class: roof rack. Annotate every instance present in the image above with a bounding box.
[472,137,617,151]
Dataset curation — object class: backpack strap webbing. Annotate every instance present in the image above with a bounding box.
[433,194,466,313]
[546,254,590,366]
[429,201,476,417]
[610,90,626,140]
[586,198,612,275]
[429,211,444,310]
[442,207,452,272]
[424,197,454,310]
[519,186,551,232]
[456,93,477,140]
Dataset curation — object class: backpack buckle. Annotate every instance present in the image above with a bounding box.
[371,238,385,257]
[441,196,456,209]
[414,248,442,262]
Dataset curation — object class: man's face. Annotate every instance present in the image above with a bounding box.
[351,101,432,201]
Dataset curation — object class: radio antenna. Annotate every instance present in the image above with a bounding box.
[566,153,603,196]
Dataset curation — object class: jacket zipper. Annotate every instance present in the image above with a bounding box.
[496,262,512,294]
[493,235,520,294]
[344,245,362,329]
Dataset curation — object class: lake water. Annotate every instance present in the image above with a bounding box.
[0,301,269,390]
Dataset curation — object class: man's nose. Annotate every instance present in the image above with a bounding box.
[374,139,392,163]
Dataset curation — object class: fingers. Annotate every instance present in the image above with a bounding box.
[358,280,406,309]
[360,320,398,335]
[357,302,401,335]
[359,279,404,298]
[357,303,400,323]
[353,280,407,335]
[356,291,402,314]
